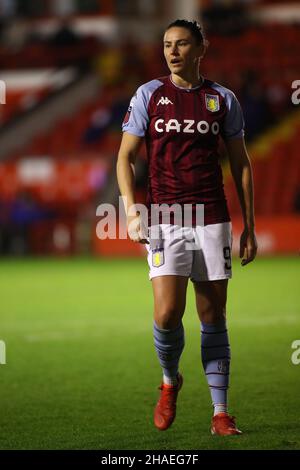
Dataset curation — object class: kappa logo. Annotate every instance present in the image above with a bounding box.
[157,97,173,105]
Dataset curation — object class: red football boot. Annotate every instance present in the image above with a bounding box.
[154,373,183,431]
[211,413,242,435]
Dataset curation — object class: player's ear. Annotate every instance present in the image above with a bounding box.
[198,40,208,59]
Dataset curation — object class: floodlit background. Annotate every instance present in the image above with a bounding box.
[0,0,299,451]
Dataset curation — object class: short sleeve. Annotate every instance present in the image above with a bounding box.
[122,86,149,137]
[223,92,245,139]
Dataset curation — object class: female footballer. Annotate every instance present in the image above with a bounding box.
[117,19,257,436]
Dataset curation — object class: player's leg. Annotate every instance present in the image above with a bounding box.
[146,224,192,430]
[190,221,241,434]
[194,279,229,414]
[152,274,188,430]
[147,224,192,385]
[152,274,188,384]
[193,280,241,435]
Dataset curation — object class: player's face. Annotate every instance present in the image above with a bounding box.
[163,27,203,75]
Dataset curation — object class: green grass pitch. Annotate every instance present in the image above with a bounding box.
[0,256,299,450]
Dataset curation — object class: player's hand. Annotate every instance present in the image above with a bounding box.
[127,213,149,244]
[239,228,257,266]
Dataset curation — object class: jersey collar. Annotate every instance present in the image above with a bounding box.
[169,75,204,91]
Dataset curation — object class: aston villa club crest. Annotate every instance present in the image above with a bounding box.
[205,94,220,112]
[152,249,164,267]
[218,360,229,373]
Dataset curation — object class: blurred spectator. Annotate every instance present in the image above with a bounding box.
[109,87,137,131]
[9,192,43,254]
[76,0,100,15]
[121,37,147,83]
[293,187,300,213]
[240,70,272,141]
[0,17,29,51]
[82,107,112,145]
[95,47,124,86]
[48,18,81,47]
[201,0,250,36]
[51,0,76,17]
[16,0,45,17]
[0,192,54,255]
[266,81,291,119]
[115,0,136,16]
[0,197,11,254]
[0,0,16,18]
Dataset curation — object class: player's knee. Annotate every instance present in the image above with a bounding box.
[154,306,183,330]
[198,304,226,324]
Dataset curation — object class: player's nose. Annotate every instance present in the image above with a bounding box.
[169,45,179,55]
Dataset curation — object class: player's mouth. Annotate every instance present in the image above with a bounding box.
[170,58,182,65]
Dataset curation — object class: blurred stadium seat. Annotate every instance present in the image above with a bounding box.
[0,1,299,255]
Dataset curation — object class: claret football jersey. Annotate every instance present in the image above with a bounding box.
[122,75,244,225]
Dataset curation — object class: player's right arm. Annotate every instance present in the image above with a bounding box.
[116,131,148,243]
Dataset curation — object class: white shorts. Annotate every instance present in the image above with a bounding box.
[145,222,232,282]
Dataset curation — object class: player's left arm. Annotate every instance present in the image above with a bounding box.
[225,137,258,266]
